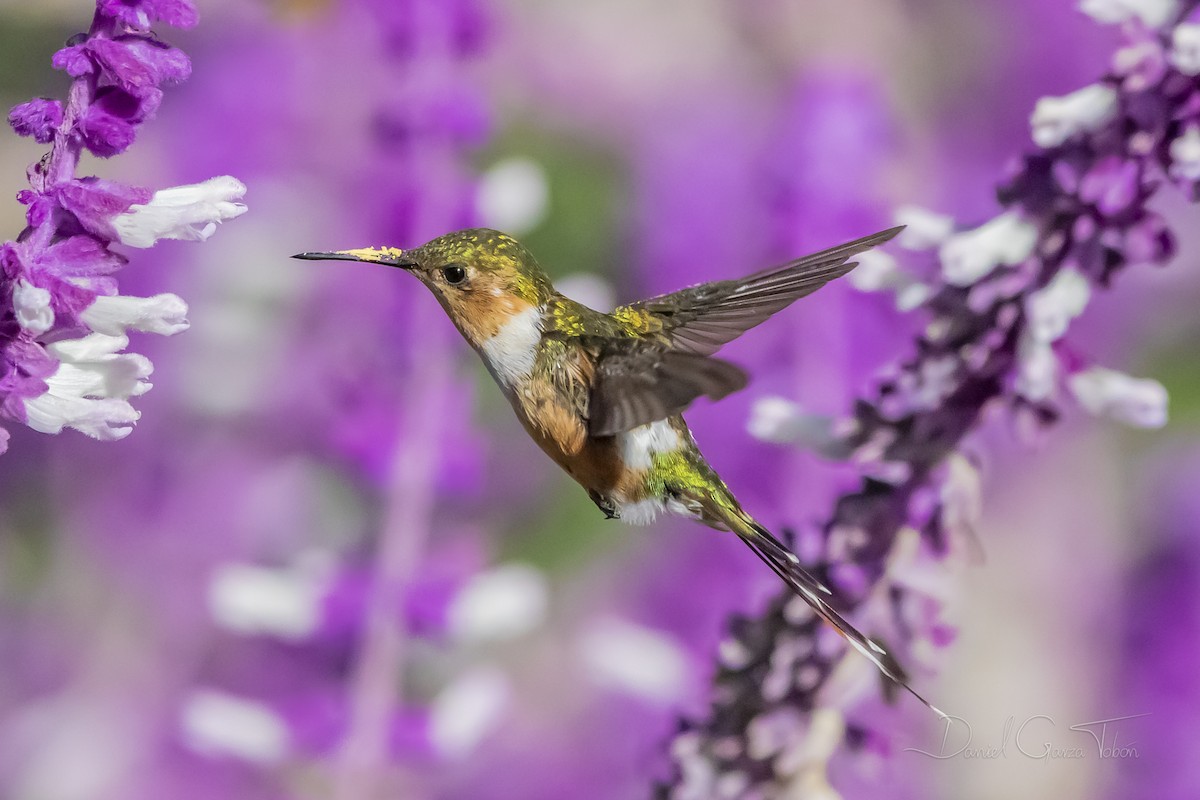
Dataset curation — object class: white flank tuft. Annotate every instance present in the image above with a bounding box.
[619,419,682,470]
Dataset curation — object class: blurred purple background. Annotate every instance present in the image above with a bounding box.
[1,1,1198,798]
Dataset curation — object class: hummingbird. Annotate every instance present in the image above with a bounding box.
[294,226,939,712]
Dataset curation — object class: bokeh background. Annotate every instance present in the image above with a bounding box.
[1,1,1198,798]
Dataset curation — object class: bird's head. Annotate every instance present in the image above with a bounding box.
[294,228,553,343]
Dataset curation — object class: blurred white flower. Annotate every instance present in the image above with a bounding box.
[578,617,691,704]
[939,211,1038,286]
[895,205,955,249]
[1015,334,1058,402]
[429,667,511,758]
[112,175,247,248]
[1169,124,1200,181]
[1079,0,1179,27]
[447,562,548,643]
[556,273,615,312]
[1025,267,1091,343]
[1030,84,1119,148]
[847,249,932,311]
[208,563,325,640]
[476,157,550,236]
[1171,23,1200,74]
[1069,366,1168,427]
[180,690,289,765]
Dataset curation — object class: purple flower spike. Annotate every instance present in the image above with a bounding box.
[7,99,63,143]
[664,1,1199,795]
[0,3,245,449]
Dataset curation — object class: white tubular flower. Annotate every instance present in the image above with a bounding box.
[1030,84,1119,148]
[24,333,154,440]
[1025,267,1091,343]
[112,175,247,248]
[429,668,510,759]
[23,393,139,440]
[180,690,289,765]
[81,293,189,336]
[208,563,324,641]
[447,563,548,643]
[1079,0,1180,27]
[13,279,54,335]
[1069,366,1168,427]
[939,211,1038,286]
[1169,124,1200,181]
[1171,23,1200,75]
[894,205,956,249]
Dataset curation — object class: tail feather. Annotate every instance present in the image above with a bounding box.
[738,519,943,716]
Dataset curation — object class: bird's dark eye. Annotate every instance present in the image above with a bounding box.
[441,265,467,285]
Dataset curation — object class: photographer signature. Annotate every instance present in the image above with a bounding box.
[904,713,1147,760]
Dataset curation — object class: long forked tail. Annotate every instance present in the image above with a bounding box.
[733,516,944,716]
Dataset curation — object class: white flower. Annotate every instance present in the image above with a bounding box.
[81,293,189,336]
[447,563,548,643]
[208,563,325,640]
[13,279,53,335]
[894,206,956,249]
[180,690,289,765]
[112,175,247,248]
[746,707,807,761]
[1015,333,1059,401]
[846,250,932,311]
[747,397,857,459]
[429,667,510,758]
[939,211,1038,286]
[577,617,691,703]
[556,273,615,313]
[1030,84,1119,148]
[1025,267,1091,343]
[1079,0,1179,27]
[1171,23,1200,75]
[24,334,153,440]
[774,707,846,800]
[1069,366,1168,427]
[1169,124,1200,181]
[941,454,984,547]
[476,157,549,236]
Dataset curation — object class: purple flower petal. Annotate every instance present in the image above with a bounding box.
[50,44,93,77]
[55,178,151,238]
[85,37,191,98]
[7,98,63,143]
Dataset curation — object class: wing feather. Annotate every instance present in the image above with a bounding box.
[615,226,902,356]
[587,227,901,435]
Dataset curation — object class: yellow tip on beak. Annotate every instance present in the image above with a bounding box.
[292,246,416,268]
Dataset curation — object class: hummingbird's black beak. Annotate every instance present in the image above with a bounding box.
[292,247,417,269]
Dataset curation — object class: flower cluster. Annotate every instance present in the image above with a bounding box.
[666,1,1198,796]
[1,1,245,452]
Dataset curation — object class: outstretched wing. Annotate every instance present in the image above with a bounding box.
[613,226,903,356]
[587,227,902,435]
[587,341,747,436]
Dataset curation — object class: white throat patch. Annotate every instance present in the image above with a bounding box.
[480,305,541,387]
